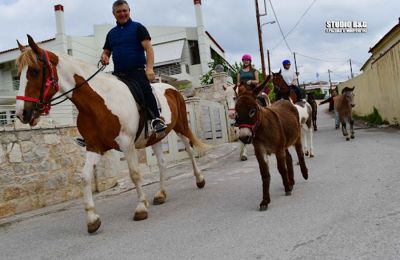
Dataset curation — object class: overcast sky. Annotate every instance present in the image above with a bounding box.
[0,0,399,83]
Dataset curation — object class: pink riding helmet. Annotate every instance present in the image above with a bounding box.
[242,54,252,61]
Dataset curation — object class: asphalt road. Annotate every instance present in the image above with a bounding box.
[1,106,400,260]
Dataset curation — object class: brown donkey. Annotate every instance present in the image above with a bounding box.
[335,86,356,140]
[235,85,308,211]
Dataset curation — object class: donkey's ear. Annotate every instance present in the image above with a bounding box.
[351,86,355,91]
[278,69,281,74]
[27,34,41,55]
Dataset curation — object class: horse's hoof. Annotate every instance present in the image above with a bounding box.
[259,205,268,211]
[196,179,206,189]
[285,191,292,196]
[240,155,248,161]
[87,218,101,234]
[310,154,314,158]
[346,137,350,141]
[351,135,355,139]
[153,196,166,205]
[305,151,309,157]
[133,211,148,221]
[153,190,166,205]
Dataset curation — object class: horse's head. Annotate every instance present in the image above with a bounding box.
[342,86,355,108]
[234,89,261,144]
[15,35,60,126]
[271,70,289,91]
[224,85,237,119]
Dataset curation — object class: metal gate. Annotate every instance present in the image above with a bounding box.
[145,98,228,166]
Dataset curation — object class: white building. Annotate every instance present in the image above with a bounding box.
[0,1,225,125]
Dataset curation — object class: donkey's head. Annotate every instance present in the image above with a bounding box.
[342,86,355,108]
[234,82,267,144]
[15,35,60,126]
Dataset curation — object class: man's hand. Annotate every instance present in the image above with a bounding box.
[101,53,110,65]
[146,68,156,82]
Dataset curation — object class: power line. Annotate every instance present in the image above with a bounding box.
[268,0,292,53]
[295,52,348,63]
[271,0,317,50]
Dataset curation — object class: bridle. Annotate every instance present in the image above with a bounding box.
[235,96,261,138]
[16,51,105,115]
[238,111,261,138]
[16,51,59,114]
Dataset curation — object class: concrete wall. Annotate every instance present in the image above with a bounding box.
[0,124,117,218]
[338,43,400,124]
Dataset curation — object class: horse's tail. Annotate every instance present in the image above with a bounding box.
[186,128,212,154]
[173,89,212,154]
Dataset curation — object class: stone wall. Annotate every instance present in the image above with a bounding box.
[0,125,117,218]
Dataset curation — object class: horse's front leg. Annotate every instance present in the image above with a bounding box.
[240,141,248,161]
[125,147,148,221]
[350,117,355,139]
[308,126,314,157]
[341,118,350,140]
[82,152,101,233]
[152,142,167,205]
[177,133,205,188]
[254,146,270,211]
[301,127,309,156]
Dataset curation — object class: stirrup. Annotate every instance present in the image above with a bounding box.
[150,118,167,133]
[75,137,86,147]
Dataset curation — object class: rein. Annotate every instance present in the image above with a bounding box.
[50,61,105,106]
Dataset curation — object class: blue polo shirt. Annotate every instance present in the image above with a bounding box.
[103,18,151,73]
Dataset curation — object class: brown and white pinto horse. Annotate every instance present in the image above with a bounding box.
[266,73,315,157]
[15,35,207,233]
[234,83,308,211]
[336,86,356,141]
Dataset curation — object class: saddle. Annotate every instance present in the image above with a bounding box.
[115,74,160,140]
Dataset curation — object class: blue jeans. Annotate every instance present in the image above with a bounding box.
[334,109,339,127]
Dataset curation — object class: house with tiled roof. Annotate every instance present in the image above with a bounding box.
[360,18,400,71]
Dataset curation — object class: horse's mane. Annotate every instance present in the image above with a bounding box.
[16,49,39,73]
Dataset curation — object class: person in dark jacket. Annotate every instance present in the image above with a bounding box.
[320,89,339,128]
[320,89,337,112]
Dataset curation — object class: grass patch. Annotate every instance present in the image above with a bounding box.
[353,107,389,125]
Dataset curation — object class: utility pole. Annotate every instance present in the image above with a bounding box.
[349,58,354,78]
[328,69,333,90]
[255,0,266,77]
[293,52,300,87]
[267,49,271,75]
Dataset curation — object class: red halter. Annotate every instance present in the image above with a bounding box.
[16,51,60,115]
[237,108,261,138]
